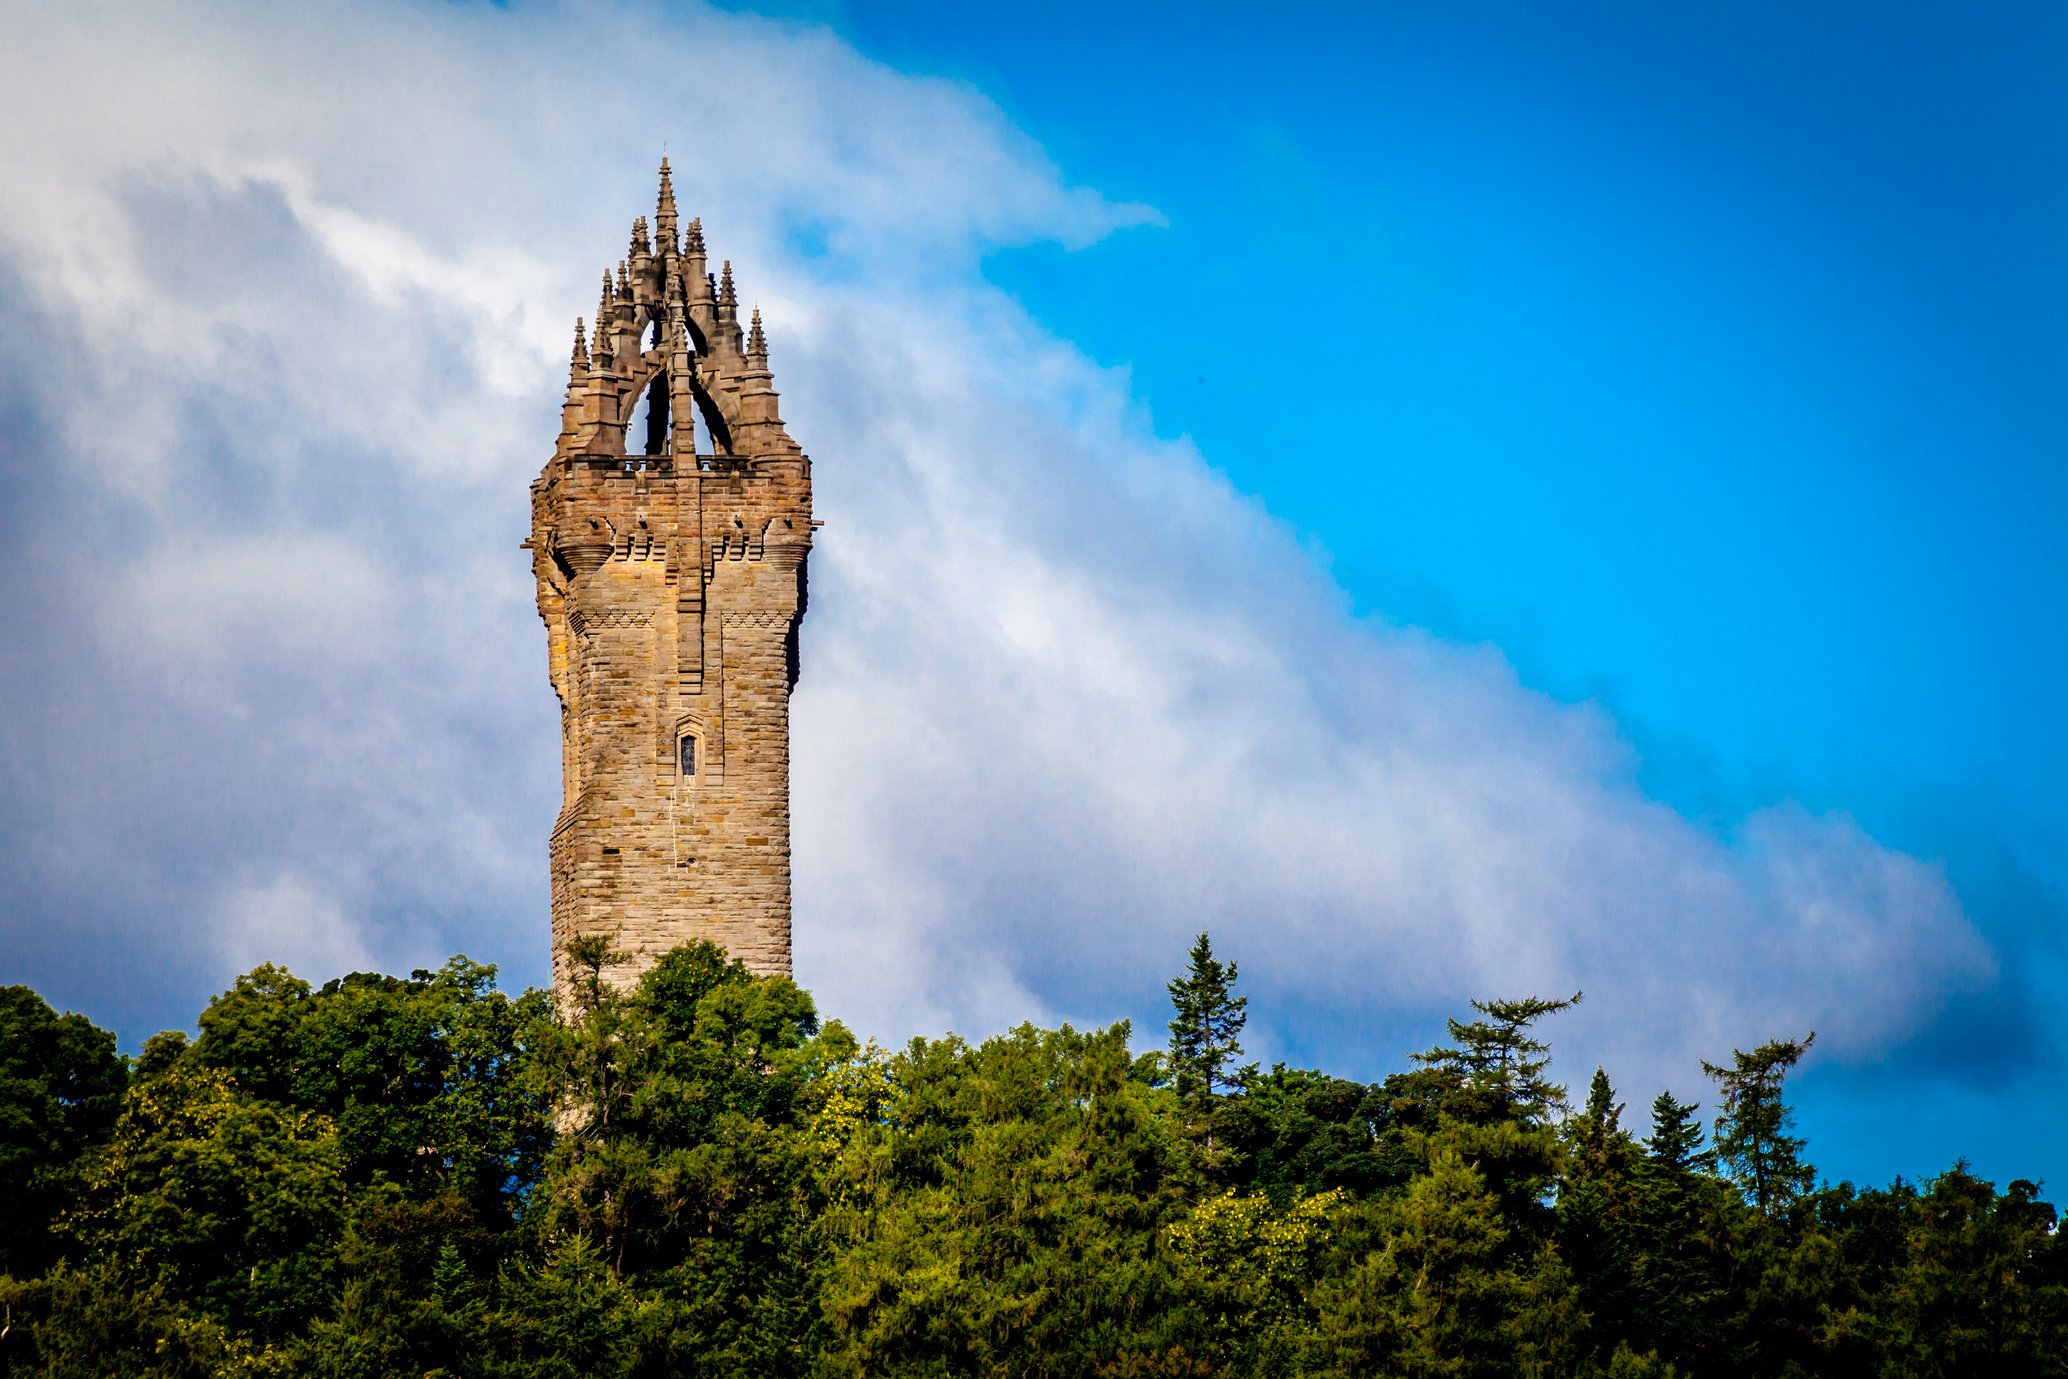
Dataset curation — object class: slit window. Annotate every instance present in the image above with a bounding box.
[678,733,698,778]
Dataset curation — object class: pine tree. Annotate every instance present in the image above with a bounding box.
[1644,1092,1706,1174]
[1571,1067,1628,1179]
[1411,992,1582,1125]
[1628,1092,1729,1369]
[1559,1068,1644,1368]
[1702,1033,1816,1216]
[1167,932,1248,1103]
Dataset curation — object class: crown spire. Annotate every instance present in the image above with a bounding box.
[655,158,678,249]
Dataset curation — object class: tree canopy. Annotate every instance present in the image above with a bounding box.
[0,945,2059,1378]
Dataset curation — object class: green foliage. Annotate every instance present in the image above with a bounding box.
[1212,1064,1412,1201]
[1557,1068,1645,1367]
[1412,991,1583,1127]
[816,1020,1189,1375]
[1644,1091,1707,1174]
[1166,1187,1350,1370]
[524,938,827,1375]
[1166,932,1248,1105]
[69,1061,346,1342]
[0,987,125,1276]
[1307,1147,1584,1378]
[180,957,551,1218]
[1702,1033,1816,1216]
[1,959,2060,1379]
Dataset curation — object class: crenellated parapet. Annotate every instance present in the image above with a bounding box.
[528,161,815,1007]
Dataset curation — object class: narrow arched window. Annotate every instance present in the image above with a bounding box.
[678,732,698,779]
[625,374,669,457]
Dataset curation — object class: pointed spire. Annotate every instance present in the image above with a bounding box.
[616,262,631,300]
[657,158,678,230]
[747,307,767,361]
[631,215,650,260]
[601,270,615,306]
[591,316,610,368]
[718,260,736,321]
[685,217,705,256]
[570,317,589,378]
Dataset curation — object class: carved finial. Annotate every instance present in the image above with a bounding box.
[685,216,705,256]
[654,163,678,254]
[719,259,736,320]
[601,270,615,305]
[590,316,610,367]
[616,262,631,299]
[747,307,766,360]
[570,317,589,378]
[631,215,650,260]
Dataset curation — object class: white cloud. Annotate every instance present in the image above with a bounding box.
[105,533,394,681]
[0,0,1991,1093]
[210,870,374,983]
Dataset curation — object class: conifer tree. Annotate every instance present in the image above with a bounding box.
[1412,992,1582,1124]
[1702,1033,1816,1215]
[1572,1067,1628,1178]
[1628,1092,1729,1371]
[1582,1067,1621,1128]
[1644,1092,1706,1174]
[1559,1068,1645,1365]
[1167,932,1248,1102]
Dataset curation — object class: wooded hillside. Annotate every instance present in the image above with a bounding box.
[1,936,2059,1377]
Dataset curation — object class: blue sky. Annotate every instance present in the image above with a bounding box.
[801,0,2068,1177]
[0,0,2059,1192]
[824,0,2068,838]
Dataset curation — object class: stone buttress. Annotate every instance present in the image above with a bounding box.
[527,162,813,1003]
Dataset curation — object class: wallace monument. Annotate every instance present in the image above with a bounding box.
[527,163,812,1001]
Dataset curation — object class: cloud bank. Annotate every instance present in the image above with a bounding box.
[0,0,1991,1096]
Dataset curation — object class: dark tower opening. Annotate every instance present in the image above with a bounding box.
[625,373,670,457]
[643,374,669,456]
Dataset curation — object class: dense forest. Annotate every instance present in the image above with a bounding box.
[1,934,2060,1377]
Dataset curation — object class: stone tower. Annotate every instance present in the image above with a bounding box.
[528,163,812,1001]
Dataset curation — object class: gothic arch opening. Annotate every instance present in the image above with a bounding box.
[690,381,732,458]
[625,370,669,456]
